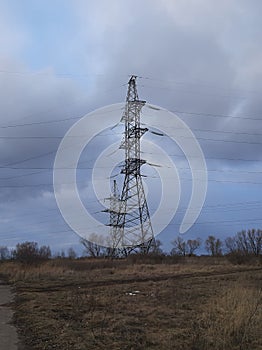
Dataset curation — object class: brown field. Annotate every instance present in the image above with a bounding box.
[0,256,261,350]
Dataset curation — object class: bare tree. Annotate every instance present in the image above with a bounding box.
[53,250,65,259]
[171,237,201,256]
[39,245,51,260]
[13,241,38,264]
[187,238,201,256]
[225,229,262,256]
[105,234,121,258]
[171,236,187,256]
[205,235,223,256]
[149,239,163,255]
[67,247,77,259]
[246,229,261,256]
[236,230,250,254]
[225,236,237,254]
[81,233,106,258]
[13,241,51,264]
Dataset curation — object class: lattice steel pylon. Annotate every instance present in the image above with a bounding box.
[104,180,121,257]
[113,75,155,254]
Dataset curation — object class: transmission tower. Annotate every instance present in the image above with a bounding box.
[113,75,155,254]
[104,180,121,257]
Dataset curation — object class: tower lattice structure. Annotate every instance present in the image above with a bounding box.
[112,75,155,254]
[105,180,121,257]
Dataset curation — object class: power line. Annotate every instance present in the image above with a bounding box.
[146,121,262,137]
[1,108,261,131]
[141,151,262,164]
[2,162,262,182]
[157,217,262,226]
[1,152,262,171]
[138,83,249,100]
[0,197,104,221]
[1,69,259,98]
[16,202,262,224]
[2,150,56,167]
[2,130,262,147]
[137,75,260,96]
[2,213,262,237]
[0,69,129,79]
[0,116,81,129]
[2,176,262,188]
[2,126,262,138]
[169,109,262,122]
[1,198,262,236]
[0,106,124,129]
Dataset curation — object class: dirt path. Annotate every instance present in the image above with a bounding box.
[16,266,262,293]
[0,281,19,350]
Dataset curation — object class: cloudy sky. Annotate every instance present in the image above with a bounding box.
[1,0,262,254]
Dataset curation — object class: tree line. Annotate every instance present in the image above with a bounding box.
[80,229,261,258]
[0,228,261,264]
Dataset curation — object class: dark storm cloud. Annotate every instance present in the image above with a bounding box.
[1,0,262,198]
[73,0,262,170]
[1,0,262,187]
[0,62,90,199]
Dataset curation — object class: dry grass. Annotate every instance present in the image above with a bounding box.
[192,279,262,350]
[0,257,261,350]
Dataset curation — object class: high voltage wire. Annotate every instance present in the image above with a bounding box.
[0,81,261,130]
[1,136,262,149]
[0,70,128,80]
[2,150,56,167]
[145,122,262,137]
[0,116,81,129]
[137,76,260,100]
[1,154,262,170]
[2,126,262,138]
[1,107,261,130]
[2,177,262,188]
[2,202,262,235]
[169,109,262,121]
[1,197,104,220]
[5,203,261,225]
[1,163,262,182]
[136,75,260,96]
[0,69,255,94]
[0,106,124,129]
[1,74,261,242]
[1,192,261,234]
[2,211,102,235]
[141,151,262,163]
[1,126,262,148]
[1,156,262,185]
[1,152,262,169]
[138,83,249,100]
[1,128,262,172]
[155,218,262,226]
[2,134,262,146]
[0,81,261,182]
[2,216,262,237]
[1,69,259,98]
[1,145,262,181]
[6,200,262,221]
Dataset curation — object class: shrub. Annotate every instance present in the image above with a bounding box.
[13,241,51,265]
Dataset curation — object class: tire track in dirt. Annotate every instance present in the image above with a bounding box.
[16,267,262,293]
